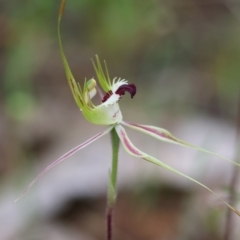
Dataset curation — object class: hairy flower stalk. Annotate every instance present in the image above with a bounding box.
[15,1,240,236]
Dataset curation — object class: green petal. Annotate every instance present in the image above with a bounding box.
[115,124,240,217]
[92,56,112,92]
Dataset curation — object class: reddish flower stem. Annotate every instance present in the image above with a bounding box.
[106,207,113,240]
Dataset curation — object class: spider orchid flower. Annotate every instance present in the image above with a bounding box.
[14,0,240,217]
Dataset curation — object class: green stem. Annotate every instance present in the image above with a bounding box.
[106,127,120,240]
[108,127,120,206]
[111,128,120,190]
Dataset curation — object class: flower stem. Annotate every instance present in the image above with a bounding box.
[106,128,120,240]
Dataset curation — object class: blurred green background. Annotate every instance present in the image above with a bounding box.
[1,0,240,239]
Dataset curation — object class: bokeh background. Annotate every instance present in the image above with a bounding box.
[1,0,240,239]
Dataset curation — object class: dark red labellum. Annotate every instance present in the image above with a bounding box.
[115,84,136,99]
[102,84,137,103]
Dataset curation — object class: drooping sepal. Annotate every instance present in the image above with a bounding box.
[14,126,113,202]
[122,121,240,167]
[115,125,240,217]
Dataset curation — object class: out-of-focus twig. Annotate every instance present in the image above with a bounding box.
[223,93,240,240]
[223,159,240,240]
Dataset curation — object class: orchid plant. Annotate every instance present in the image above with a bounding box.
[15,0,240,238]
